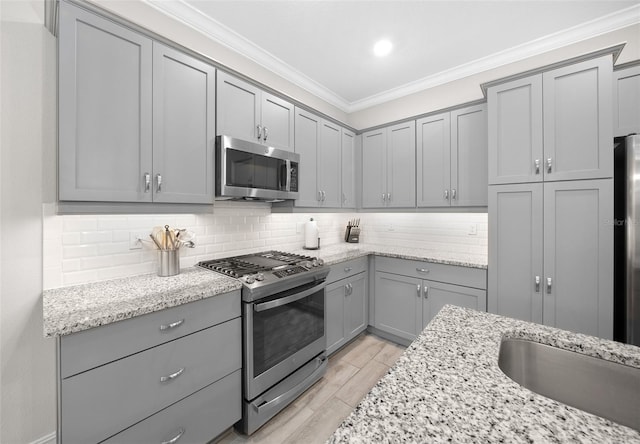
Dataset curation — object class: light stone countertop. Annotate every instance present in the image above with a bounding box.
[289,242,488,269]
[43,243,485,338]
[328,305,640,443]
[43,267,242,337]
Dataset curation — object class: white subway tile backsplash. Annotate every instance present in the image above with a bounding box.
[42,202,487,289]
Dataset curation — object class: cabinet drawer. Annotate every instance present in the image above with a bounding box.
[375,256,486,289]
[102,370,241,444]
[326,257,368,284]
[60,318,241,444]
[60,290,240,378]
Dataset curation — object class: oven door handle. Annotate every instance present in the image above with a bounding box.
[253,281,326,312]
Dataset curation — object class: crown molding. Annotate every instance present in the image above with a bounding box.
[143,1,639,113]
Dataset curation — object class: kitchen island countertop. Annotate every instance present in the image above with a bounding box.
[329,305,640,443]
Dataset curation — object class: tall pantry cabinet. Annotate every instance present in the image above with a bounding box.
[487,55,614,339]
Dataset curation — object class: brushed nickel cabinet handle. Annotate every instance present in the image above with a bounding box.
[382,193,386,202]
[318,190,322,202]
[344,267,352,272]
[546,277,552,294]
[535,159,540,174]
[423,286,429,299]
[444,189,449,200]
[342,192,347,204]
[156,174,162,192]
[535,276,541,293]
[263,126,268,141]
[144,173,150,192]
[159,319,184,332]
[546,157,552,173]
[257,125,263,140]
[161,428,185,444]
[160,367,184,383]
[451,189,457,200]
[416,268,430,274]
[416,284,421,297]
[387,193,391,202]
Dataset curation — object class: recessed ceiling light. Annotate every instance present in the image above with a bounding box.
[373,39,393,57]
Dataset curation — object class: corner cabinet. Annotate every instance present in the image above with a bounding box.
[613,64,640,137]
[488,181,613,339]
[362,121,416,208]
[216,70,294,151]
[371,257,486,343]
[57,291,242,444]
[326,258,368,355]
[488,55,612,185]
[58,1,215,204]
[416,104,488,207]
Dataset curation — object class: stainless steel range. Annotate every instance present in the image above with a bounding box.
[198,251,329,435]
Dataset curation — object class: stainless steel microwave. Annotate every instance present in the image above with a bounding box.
[216,135,299,201]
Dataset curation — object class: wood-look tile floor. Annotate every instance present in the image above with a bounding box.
[217,333,406,444]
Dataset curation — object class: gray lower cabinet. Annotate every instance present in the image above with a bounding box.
[372,257,487,342]
[362,122,416,208]
[58,1,215,204]
[417,104,488,207]
[326,258,368,355]
[488,180,613,339]
[57,291,242,444]
[613,64,640,137]
[216,70,294,151]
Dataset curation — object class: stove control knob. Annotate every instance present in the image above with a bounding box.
[312,259,319,267]
[255,273,265,281]
[316,258,324,266]
[302,261,312,269]
[245,276,256,284]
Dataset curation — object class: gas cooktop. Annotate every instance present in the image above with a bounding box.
[197,250,328,301]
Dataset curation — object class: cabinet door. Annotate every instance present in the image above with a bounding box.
[362,129,387,208]
[345,273,367,339]
[326,281,346,355]
[422,281,487,329]
[216,71,261,142]
[152,44,215,204]
[488,184,543,324]
[416,112,451,207]
[294,108,320,207]
[488,75,543,185]
[451,104,488,206]
[543,179,613,339]
[543,56,613,181]
[58,2,152,202]
[318,120,342,207]
[374,272,421,341]
[261,92,295,151]
[341,129,356,208]
[613,65,640,137]
[387,121,416,207]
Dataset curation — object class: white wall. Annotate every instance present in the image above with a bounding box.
[1,1,57,443]
[43,205,487,289]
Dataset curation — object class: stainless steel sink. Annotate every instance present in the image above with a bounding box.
[498,338,640,431]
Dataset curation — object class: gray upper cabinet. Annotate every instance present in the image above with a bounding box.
[216,71,294,151]
[542,56,613,181]
[487,76,543,185]
[488,55,613,184]
[416,104,487,207]
[451,104,488,206]
[488,180,613,339]
[543,179,613,339]
[341,129,356,208]
[362,122,416,208]
[293,108,346,208]
[152,44,215,204]
[613,64,640,137]
[416,112,451,207]
[488,183,543,324]
[58,2,153,202]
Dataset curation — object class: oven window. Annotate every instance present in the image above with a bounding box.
[226,148,285,190]
[252,288,324,377]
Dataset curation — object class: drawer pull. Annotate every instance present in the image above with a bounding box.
[161,427,185,444]
[416,268,430,273]
[344,267,352,272]
[160,367,185,383]
[159,319,184,332]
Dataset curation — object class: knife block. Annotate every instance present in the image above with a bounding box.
[345,227,360,243]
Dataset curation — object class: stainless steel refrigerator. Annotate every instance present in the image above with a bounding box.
[614,133,640,346]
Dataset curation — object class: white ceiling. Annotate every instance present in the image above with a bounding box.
[146,0,640,112]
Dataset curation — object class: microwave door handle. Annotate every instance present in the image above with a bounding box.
[254,281,327,312]
[285,159,291,191]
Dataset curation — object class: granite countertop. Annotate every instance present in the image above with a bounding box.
[43,267,242,337]
[329,305,640,443]
[289,243,488,269]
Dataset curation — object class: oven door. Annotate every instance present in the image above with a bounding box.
[243,279,326,400]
